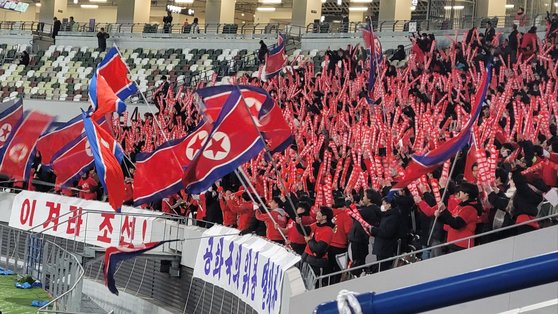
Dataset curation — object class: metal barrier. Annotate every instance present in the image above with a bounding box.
[308,212,558,290]
[37,240,85,313]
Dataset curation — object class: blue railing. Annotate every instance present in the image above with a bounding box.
[314,251,558,314]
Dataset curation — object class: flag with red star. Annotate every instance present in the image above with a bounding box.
[264,34,287,80]
[132,122,212,206]
[183,88,265,194]
[196,85,292,153]
[0,98,23,148]
[0,110,53,181]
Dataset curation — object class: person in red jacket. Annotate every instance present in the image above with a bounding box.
[520,26,539,61]
[220,190,238,228]
[435,182,480,252]
[255,196,288,244]
[327,197,353,284]
[228,192,254,232]
[279,202,315,255]
[299,206,335,287]
[78,171,98,200]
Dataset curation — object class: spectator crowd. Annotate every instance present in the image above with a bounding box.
[17,14,558,285]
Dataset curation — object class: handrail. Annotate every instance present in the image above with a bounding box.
[311,212,558,289]
[315,251,558,314]
[36,240,85,313]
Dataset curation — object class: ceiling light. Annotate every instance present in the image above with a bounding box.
[444,5,465,10]
[259,0,281,3]
[81,4,99,8]
[256,7,276,11]
[36,3,41,6]
[350,0,373,3]
[411,5,416,11]
[337,0,342,5]
[175,0,194,3]
[73,0,78,4]
[505,4,514,8]
[349,7,368,11]
[89,0,107,2]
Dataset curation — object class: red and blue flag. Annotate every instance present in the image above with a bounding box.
[196,85,292,153]
[104,239,180,295]
[36,114,84,164]
[265,34,287,80]
[82,111,126,211]
[361,22,382,103]
[0,111,53,181]
[88,72,127,120]
[133,122,212,206]
[97,47,138,100]
[183,88,266,194]
[0,98,23,148]
[391,63,492,192]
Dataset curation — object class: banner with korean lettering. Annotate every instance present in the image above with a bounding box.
[8,191,161,248]
[193,225,300,314]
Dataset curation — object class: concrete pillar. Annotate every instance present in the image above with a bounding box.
[348,10,365,24]
[291,0,322,28]
[378,0,412,21]
[476,0,506,17]
[205,0,236,25]
[116,0,151,24]
[39,0,67,24]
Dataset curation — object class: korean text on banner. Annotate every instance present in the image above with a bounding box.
[9,191,161,248]
[193,225,301,314]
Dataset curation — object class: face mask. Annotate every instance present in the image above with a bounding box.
[380,205,388,212]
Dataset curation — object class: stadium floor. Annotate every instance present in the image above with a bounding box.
[0,275,51,314]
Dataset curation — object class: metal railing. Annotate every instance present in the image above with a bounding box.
[1,13,550,38]
[308,212,558,290]
[37,240,85,313]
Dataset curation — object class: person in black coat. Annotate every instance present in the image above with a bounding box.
[370,197,401,272]
[484,21,496,44]
[508,24,519,63]
[52,17,61,43]
[258,40,268,64]
[390,45,407,62]
[204,185,223,225]
[348,189,381,275]
[97,28,110,52]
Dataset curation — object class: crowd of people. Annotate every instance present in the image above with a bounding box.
[20,16,558,284]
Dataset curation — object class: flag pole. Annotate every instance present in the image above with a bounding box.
[235,168,288,243]
[234,86,309,237]
[426,151,461,246]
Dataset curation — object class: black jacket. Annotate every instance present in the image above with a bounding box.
[511,169,545,218]
[371,209,400,257]
[348,204,380,243]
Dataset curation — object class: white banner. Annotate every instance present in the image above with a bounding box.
[9,191,162,248]
[193,225,301,314]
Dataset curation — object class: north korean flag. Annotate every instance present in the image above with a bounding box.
[36,114,83,164]
[89,72,127,120]
[391,63,492,193]
[183,88,265,194]
[97,47,138,100]
[82,111,126,211]
[197,85,292,153]
[0,98,23,148]
[265,34,287,80]
[104,239,180,295]
[0,111,53,181]
[361,22,382,103]
[133,122,212,206]
[49,118,110,187]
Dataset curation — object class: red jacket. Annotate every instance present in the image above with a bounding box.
[220,197,237,226]
[78,177,97,200]
[228,194,254,231]
[442,199,478,249]
[256,209,287,241]
[330,208,353,249]
[304,223,334,258]
[287,216,315,245]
